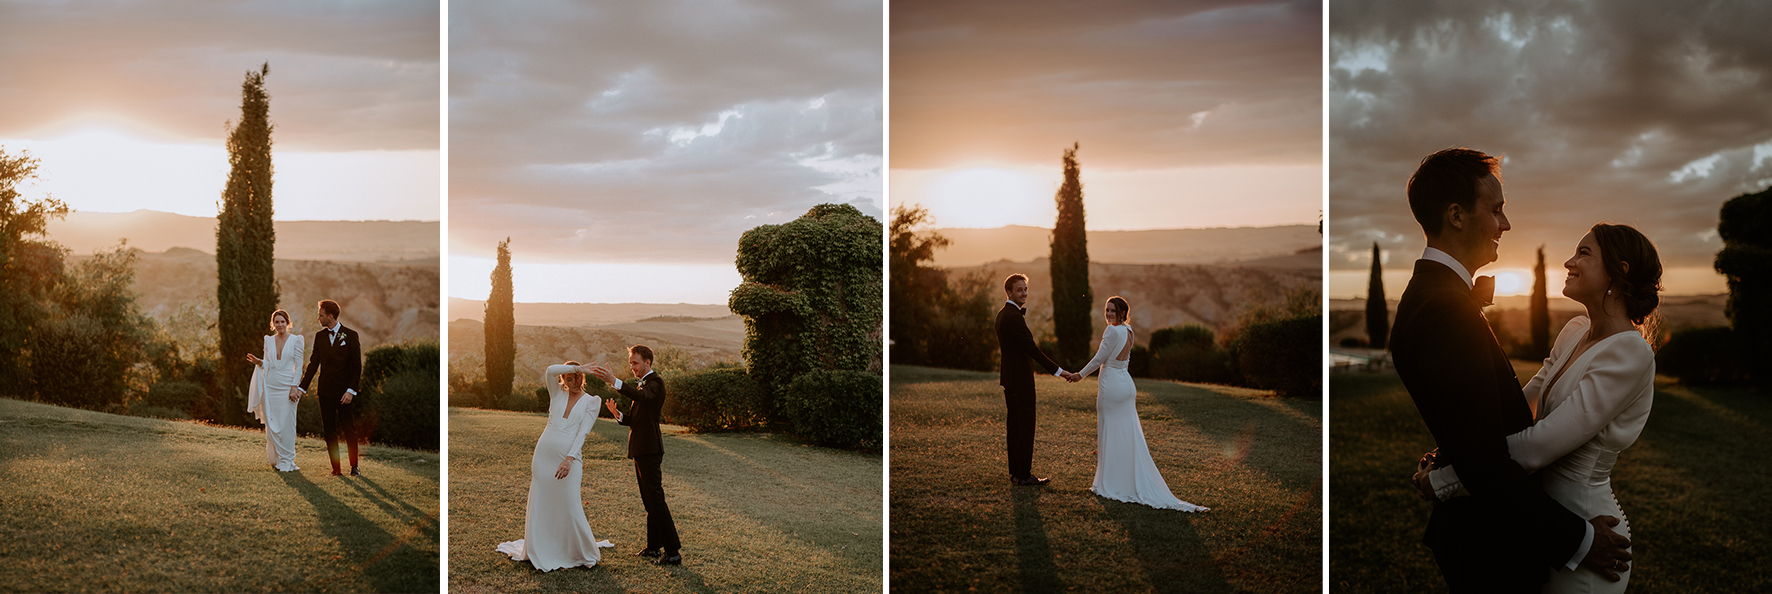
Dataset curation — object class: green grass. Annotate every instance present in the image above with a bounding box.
[1329,368,1772,592]
[889,365,1321,593]
[0,397,439,593]
[447,407,882,593]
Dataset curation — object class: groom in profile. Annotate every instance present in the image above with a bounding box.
[995,274,1077,487]
[594,345,682,566]
[1389,148,1632,591]
[298,299,363,477]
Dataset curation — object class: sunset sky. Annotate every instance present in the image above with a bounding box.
[890,0,1322,231]
[448,0,882,305]
[0,0,440,222]
[1328,0,1772,299]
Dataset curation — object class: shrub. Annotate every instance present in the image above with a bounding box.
[497,391,545,413]
[144,380,204,412]
[358,341,440,450]
[31,314,112,409]
[782,369,881,449]
[1657,326,1745,385]
[1235,315,1322,398]
[1128,344,1151,378]
[664,365,770,432]
[1146,324,1237,384]
[447,369,482,407]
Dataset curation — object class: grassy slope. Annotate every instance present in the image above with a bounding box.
[889,365,1322,593]
[0,398,439,593]
[447,407,882,593]
[1329,367,1772,592]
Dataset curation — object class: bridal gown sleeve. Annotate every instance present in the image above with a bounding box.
[565,397,599,462]
[247,336,270,422]
[1076,325,1127,379]
[542,364,597,462]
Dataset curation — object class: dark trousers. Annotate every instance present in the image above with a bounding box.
[634,454,681,551]
[1004,385,1036,478]
[318,394,359,472]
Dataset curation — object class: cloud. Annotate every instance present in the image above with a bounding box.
[891,0,1321,170]
[1329,0,1772,275]
[0,0,439,151]
[448,0,882,265]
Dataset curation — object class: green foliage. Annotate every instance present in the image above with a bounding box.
[781,369,881,449]
[1145,324,1237,384]
[1657,326,1747,385]
[1049,142,1093,365]
[663,364,770,432]
[0,148,70,394]
[730,203,882,400]
[1366,242,1389,349]
[143,380,205,412]
[1530,245,1551,359]
[33,245,158,411]
[484,237,515,408]
[1235,315,1322,397]
[1715,186,1772,386]
[888,204,995,371]
[216,63,278,427]
[359,340,440,451]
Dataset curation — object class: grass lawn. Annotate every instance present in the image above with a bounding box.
[1329,367,1772,592]
[447,406,882,593]
[0,397,439,593]
[889,365,1322,593]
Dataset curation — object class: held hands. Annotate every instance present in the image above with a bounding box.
[1062,371,1083,382]
[287,387,301,403]
[1580,515,1633,581]
[1411,452,1439,502]
[555,457,574,480]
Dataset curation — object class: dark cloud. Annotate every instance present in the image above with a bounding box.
[891,0,1321,170]
[1330,0,1772,276]
[0,0,439,151]
[448,0,882,265]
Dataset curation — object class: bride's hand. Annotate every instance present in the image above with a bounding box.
[555,458,574,480]
[287,387,301,403]
[246,354,262,366]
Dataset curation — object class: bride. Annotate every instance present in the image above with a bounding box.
[1418,223,1662,593]
[1072,296,1208,512]
[497,361,614,571]
[246,309,302,472]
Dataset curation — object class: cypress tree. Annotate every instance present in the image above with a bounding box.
[1050,143,1093,365]
[1716,187,1772,385]
[484,237,515,407]
[1531,245,1550,359]
[216,63,278,426]
[1366,242,1388,349]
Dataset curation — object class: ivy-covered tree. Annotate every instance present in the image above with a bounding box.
[1716,186,1772,385]
[0,149,71,394]
[216,63,278,426]
[1366,242,1388,349]
[484,237,515,407]
[1050,143,1092,365]
[1530,245,1550,359]
[730,203,883,401]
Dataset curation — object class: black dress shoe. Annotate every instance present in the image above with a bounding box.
[654,551,682,566]
[1014,475,1051,486]
[349,468,361,477]
[632,548,662,558]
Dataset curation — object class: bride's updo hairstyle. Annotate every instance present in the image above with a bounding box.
[1107,296,1130,324]
[1591,223,1662,325]
[269,309,290,332]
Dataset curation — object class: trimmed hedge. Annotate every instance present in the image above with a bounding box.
[1234,315,1322,398]
[663,365,770,432]
[1145,324,1237,384]
[1657,326,1745,385]
[782,369,881,449]
[298,340,440,451]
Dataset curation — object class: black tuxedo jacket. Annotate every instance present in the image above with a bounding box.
[300,324,362,401]
[1390,260,1585,575]
[996,302,1060,391]
[615,372,667,459]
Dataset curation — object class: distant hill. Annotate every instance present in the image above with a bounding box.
[448,316,745,387]
[927,224,1321,268]
[46,209,438,264]
[447,298,731,327]
[1328,294,1729,348]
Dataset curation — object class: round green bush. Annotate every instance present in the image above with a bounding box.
[1657,326,1743,385]
[663,365,769,432]
[782,369,881,449]
[1234,315,1322,398]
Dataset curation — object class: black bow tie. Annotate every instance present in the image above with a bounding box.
[1472,276,1495,307]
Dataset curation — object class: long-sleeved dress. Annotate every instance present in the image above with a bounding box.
[495,364,615,571]
[1076,324,1208,512]
[247,333,304,472]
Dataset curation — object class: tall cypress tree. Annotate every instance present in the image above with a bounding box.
[1366,242,1388,349]
[484,237,515,407]
[216,63,277,426]
[1050,142,1092,365]
[1531,245,1550,359]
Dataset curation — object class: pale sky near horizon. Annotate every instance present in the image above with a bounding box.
[1328,0,1772,298]
[890,0,1323,231]
[0,0,440,222]
[448,0,882,305]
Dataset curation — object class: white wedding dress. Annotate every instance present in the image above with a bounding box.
[1436,316,1655,593]
[496,364,615,571]
[1077,324,1208,512]
[246,333,303,472]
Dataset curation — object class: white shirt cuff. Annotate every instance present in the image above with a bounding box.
[345,389,357,396]
[1566,520,1595,571]
[1428,466,1469,500]
[1053,368,1067,377]
[612,378,624,390]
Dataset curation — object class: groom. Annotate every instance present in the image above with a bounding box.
[297,299,363,477]
[594,345,682,566]
[995,274,1077,487]
[1390,148,1631,591]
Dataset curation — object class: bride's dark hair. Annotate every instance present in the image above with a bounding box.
[1107,296,1129,324]
[1591,223,1662,325]
[269,309,290,332]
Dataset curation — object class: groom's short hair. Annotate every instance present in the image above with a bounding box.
[629,344,654,363]
[318,299,340,318]
[1004,273,1029,294]
[1408,148,1500,237]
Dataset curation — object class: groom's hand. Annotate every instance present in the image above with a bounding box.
[1580,515,1633,581]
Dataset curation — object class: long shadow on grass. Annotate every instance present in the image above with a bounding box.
[280,472,435,593]
[1010,487,1061,592]
[1098,499,1233,594]
[344,476,441,548]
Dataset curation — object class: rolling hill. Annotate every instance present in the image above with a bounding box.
[927,224,1320,268]
[47,209,438,264]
